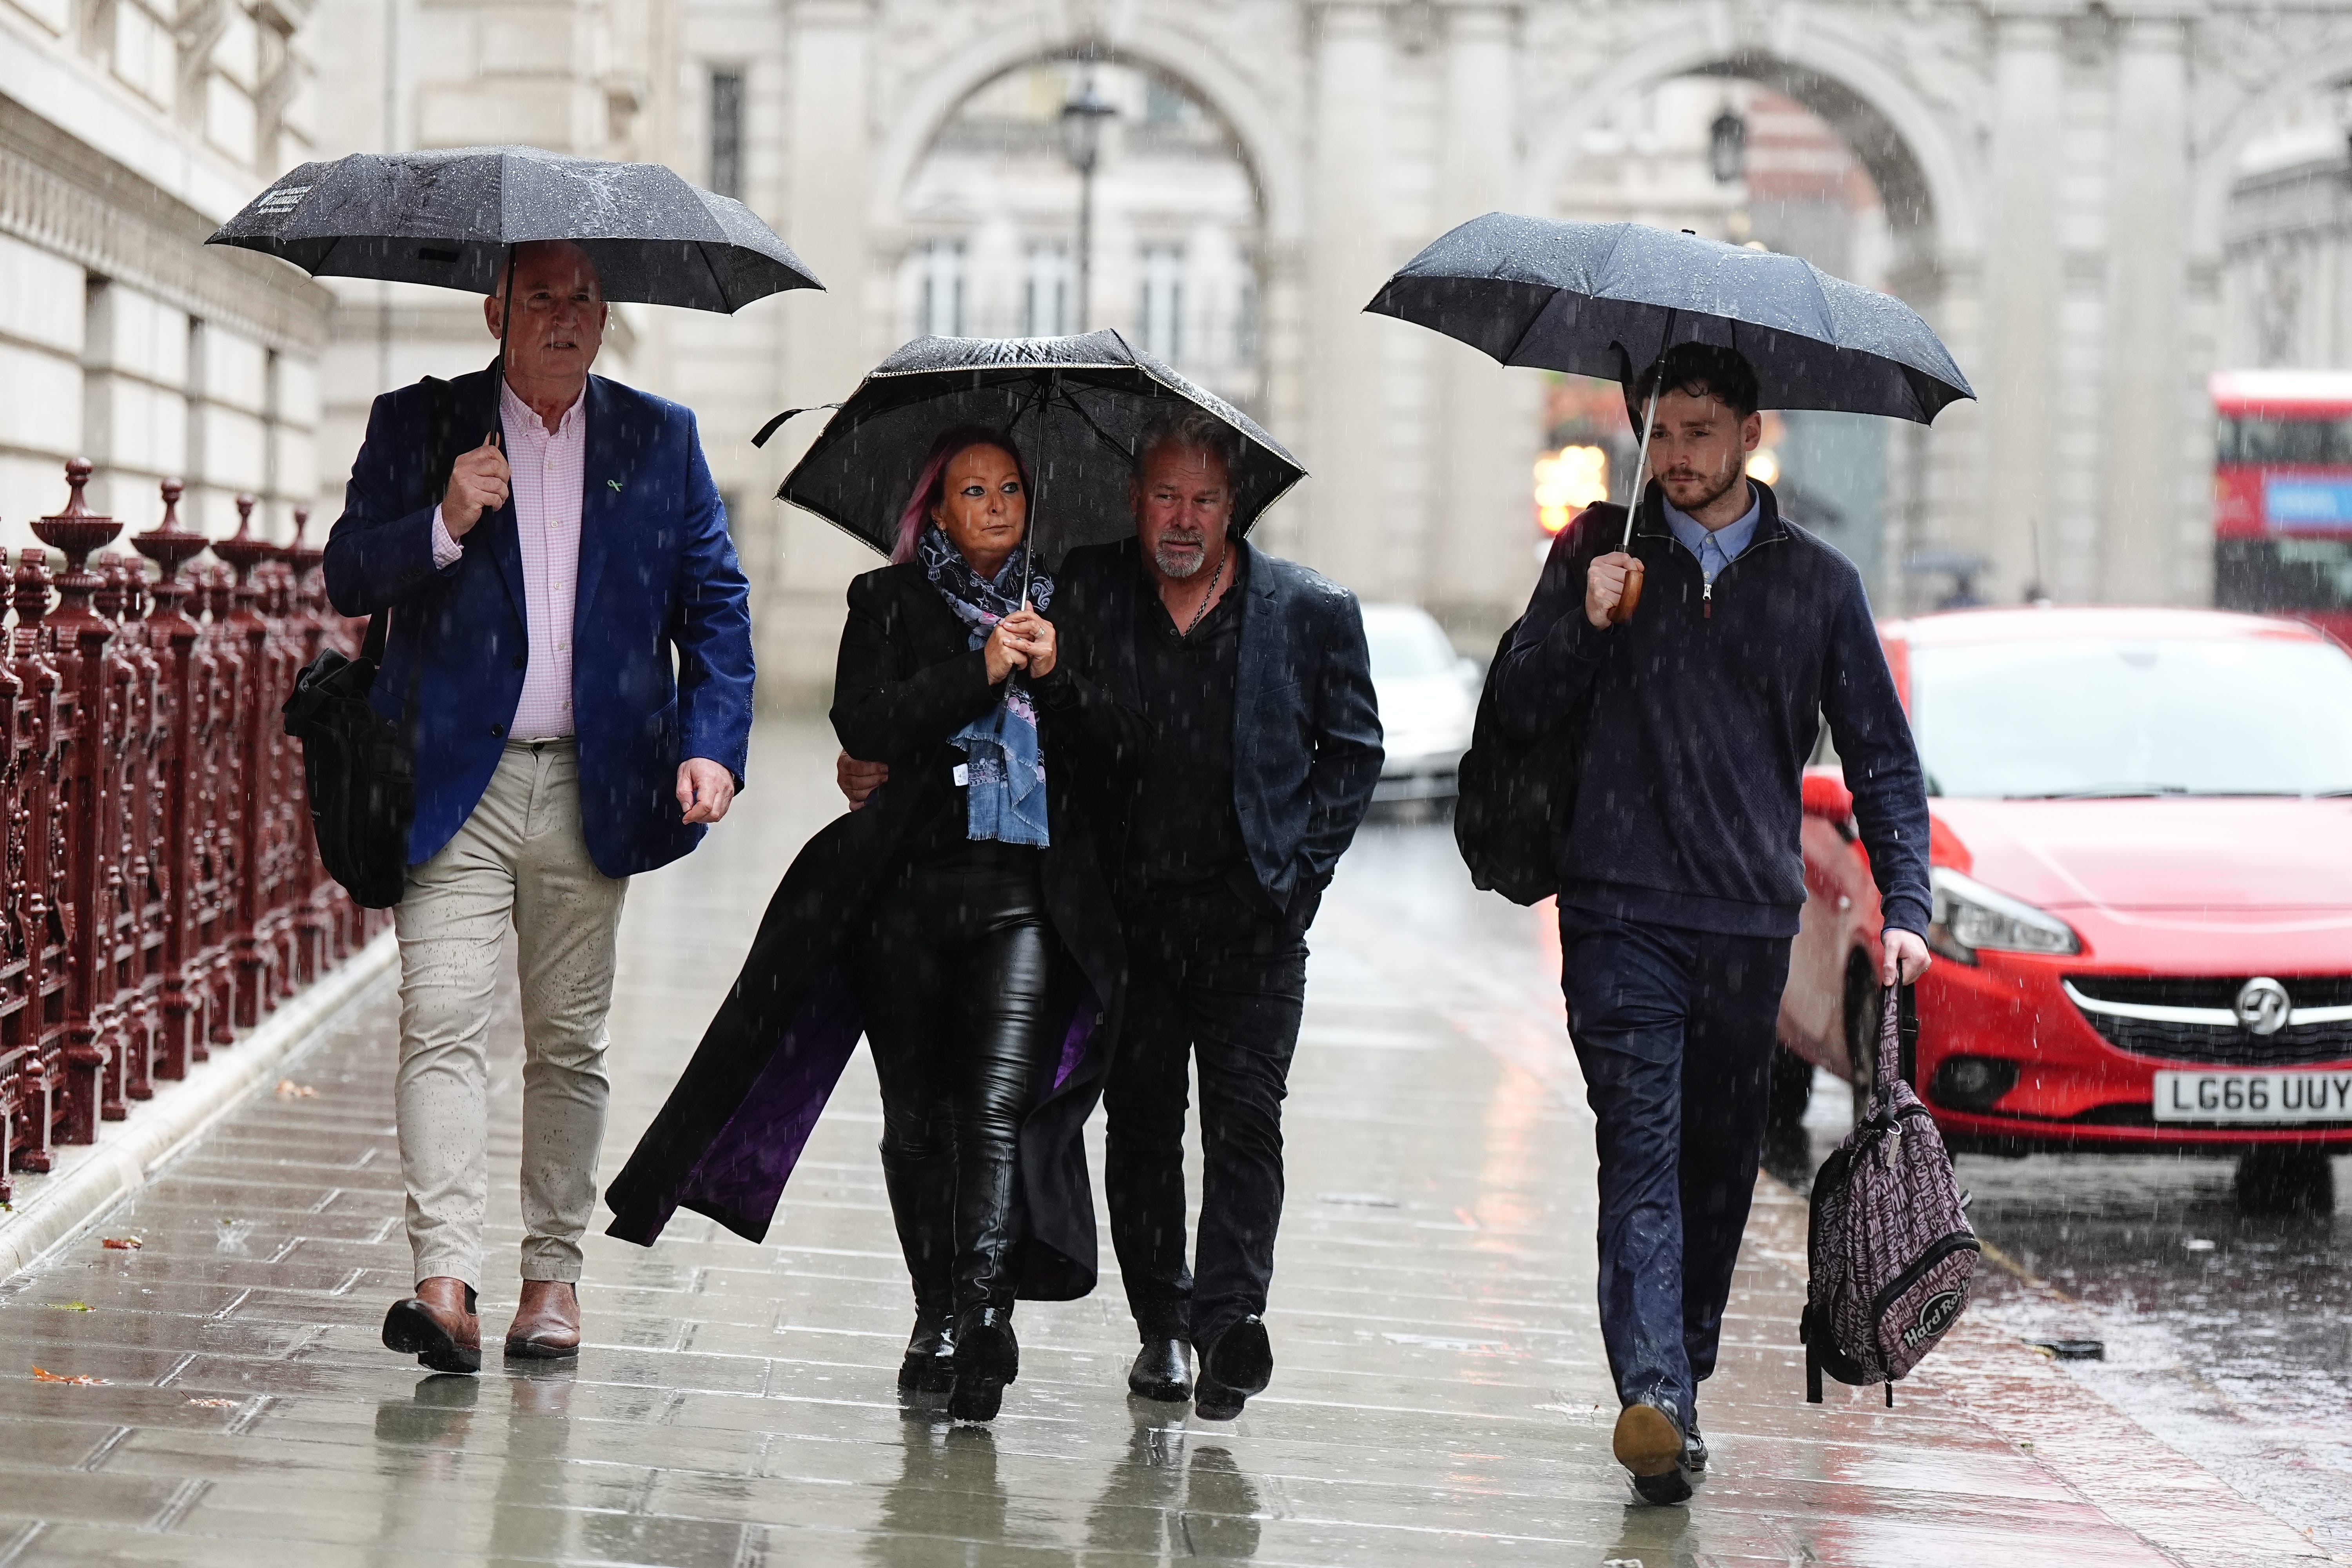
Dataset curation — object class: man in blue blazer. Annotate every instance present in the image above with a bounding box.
[324,240,754,1375]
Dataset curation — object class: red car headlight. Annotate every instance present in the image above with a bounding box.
[1928,866,2082,964]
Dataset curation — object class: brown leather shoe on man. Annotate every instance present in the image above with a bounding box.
[504,1279,581,1359]
[382,1277,481,1374]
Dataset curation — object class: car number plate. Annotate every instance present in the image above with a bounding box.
[2152,1069,2352,1123]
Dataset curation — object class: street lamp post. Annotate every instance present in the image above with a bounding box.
[1059,76,1116,332]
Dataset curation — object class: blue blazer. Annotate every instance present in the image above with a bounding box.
[1055,538,1384,915]
[323,366,755,878]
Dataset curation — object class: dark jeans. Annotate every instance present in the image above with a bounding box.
[1103,877,1308,1351]
[853,842,1060,1316]
[1557,904,1790,1432]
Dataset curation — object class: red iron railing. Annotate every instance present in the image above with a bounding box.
[0,460,385,1197]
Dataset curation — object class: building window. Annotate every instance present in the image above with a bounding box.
[709,70,745,200]
[917,241,967,338]
[1023,243,1072,338]
[1139,244,1184,364]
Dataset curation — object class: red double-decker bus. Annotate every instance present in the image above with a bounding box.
[2212,370,2352,646]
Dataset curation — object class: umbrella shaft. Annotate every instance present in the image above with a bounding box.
[1621,383,1660,552]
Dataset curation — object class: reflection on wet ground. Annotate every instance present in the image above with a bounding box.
[0,723,2325,1564]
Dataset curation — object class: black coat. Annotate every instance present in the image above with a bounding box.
[1053,539,1384,918]
[603,563,1131,1299]
[1492,482,1931,938]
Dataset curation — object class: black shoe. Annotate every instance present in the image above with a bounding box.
[1194,1317,1272,1422]
[898,1309,956,1393]
[1684,1420,1708,1474]
[1613,1401,1691,1506]
[948,1306,1018,1424]
[1127,1337,1193,1402]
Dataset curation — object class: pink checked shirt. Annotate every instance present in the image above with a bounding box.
[431,379,585,741]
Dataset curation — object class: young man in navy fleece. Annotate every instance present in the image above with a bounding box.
[1493,343,1933,1504]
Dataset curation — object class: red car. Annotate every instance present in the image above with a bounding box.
[1775,606,2352,1210]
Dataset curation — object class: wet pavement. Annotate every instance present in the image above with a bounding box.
[0,721,2329,1565]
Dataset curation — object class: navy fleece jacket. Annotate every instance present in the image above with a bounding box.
[1494,482,1931,940]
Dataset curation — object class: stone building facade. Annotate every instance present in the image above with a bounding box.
[637,0,2352,691]
[13,0,2352,696]
[0,0,327,544]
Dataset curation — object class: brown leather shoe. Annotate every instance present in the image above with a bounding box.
[382,1277,481,1374]
[504,1279,581,1359]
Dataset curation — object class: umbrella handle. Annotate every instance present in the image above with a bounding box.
[1608,559,1645,625]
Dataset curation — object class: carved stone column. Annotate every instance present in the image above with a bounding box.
[763,0,881,701]
[1303,0,1394,586]
[1430,0,1531,639]
[2098,12,2194,605]
[1980,6,2066,603]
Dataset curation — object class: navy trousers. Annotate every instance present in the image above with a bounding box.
[1558,905,1791,1431]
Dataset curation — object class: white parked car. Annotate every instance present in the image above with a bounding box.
[1361,603,1481,803]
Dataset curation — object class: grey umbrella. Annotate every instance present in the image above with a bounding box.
[207,145,823,311]
[1366,211,1973,583]
[760,329,1303,592]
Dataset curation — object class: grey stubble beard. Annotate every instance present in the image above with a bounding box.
[1154,533,1211,580]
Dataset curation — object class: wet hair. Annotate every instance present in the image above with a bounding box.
[1132,406,1242,486]
[1630,342,1760,425]
[893,425,1031,564]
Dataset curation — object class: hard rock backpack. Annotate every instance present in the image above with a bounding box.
[1801,982,1980,1405]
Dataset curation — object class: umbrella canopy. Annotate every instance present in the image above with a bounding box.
[1365,212,1972,423]
[207,146,822,311]
[766,329,1304,562]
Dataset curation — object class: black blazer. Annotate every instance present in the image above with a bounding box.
[1054,538,1384,915]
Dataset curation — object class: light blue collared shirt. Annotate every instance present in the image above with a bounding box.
[1662,484,1761,587]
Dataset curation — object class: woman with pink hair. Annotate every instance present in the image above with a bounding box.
[608,423,1137,1427]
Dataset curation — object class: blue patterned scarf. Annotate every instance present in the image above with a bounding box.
[915,523,1055,846]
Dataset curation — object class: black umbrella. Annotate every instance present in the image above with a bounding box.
[1366,212,1973,595]
[758,329,1303,582]
[1366,212,1971,422]
[207,145,823,312]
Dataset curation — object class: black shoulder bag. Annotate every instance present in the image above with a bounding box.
[281,377,462,909]
[1452,505,1619,906]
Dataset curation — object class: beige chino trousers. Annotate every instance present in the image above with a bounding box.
[393,740,629,1289]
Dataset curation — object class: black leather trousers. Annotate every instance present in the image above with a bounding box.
[854,841,1058,1321]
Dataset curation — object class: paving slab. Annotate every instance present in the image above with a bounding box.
[0,720,2326,1567]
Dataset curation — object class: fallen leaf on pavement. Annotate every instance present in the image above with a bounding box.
[274,1080,317,1099]
[49,1302,91,1312]
[31,1368,106,1384]
[101,1237,142,1250]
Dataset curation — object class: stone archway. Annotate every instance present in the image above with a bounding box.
[1517,29,1983,610]
[867,26,1306,252]
[1521,34,1980,274]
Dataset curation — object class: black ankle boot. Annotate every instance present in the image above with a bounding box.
[880,1146,957,1393]
[948,1305,1019,1423]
